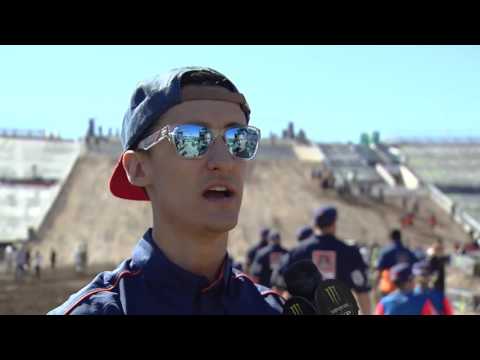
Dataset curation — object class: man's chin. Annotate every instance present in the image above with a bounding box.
[202,216,238,234]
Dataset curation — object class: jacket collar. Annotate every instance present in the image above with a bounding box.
[130,228,233,298]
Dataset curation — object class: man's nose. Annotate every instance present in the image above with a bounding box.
[206,137,235,172]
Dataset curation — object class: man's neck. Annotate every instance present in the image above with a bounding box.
[151,223,228,283]
[315,229,335,237]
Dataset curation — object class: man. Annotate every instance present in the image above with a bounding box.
[245,227,270,275]
[267,226,313,296]
[50,248,56,270]
[5,244,13,274]
[231,129,252,159]
[413,260,453,315]
[278,206,372,315]
[250,231,288,288]
[426,238,450,294]
[376,229,418,298]
[15,245,27,282]
[375,262,436,315]
[33,251,42,279]
[48,67,283,315]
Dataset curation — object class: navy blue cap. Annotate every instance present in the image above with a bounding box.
[260,227,270,238]
[390,262,413,283]
[314,206,337,227]
[120,67,250,152]
[296,226,313,242]
[269,231,281,242]
[109,66,251,201]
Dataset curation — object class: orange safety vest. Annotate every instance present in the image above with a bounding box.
[379,269,396,294]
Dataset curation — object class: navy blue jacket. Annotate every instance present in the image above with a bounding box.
[251,243,288,288]
[376,241,418,271]
[279,234,371,293]
[48,229,284,315]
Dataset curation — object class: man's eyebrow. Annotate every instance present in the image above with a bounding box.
[192,121,245,128]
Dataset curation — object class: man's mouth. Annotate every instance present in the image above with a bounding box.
[202,186,235,200]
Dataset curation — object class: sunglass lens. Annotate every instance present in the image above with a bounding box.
[173,125,211,158]
[225,127,260,159]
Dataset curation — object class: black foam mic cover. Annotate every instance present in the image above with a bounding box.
[283,260,323,300]
[283,296,317,315]
[314,279,359,315]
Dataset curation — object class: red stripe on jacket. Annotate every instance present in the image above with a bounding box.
[421,299,437,315]
[443,298,454,315]
[375,302,385,315]
[235,272,285,300]
[64,270,142,315]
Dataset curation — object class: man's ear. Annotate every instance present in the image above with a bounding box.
[122,150,151,187]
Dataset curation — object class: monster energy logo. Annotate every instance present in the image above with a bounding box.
[290,303,303,315]
[325,286,341,305]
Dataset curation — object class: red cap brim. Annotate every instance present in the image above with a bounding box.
[109,154,150,201]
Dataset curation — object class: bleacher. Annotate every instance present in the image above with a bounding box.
[373,143,402,165]
[256,139,297,161]
[397,142,480,226]
[449,194,480,224]
[0,137,82,242]
[398,143,480,188]
[318,143,365,167]
[318,143,383,184]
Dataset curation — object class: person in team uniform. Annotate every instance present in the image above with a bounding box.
[277,206,372,314]
[251,231,288,288]
[375,229,418,298]
[245,227,270,275]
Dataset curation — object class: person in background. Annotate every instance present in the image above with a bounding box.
[251,231,288,288]
[15,245,27,282]
[277,206,372,314]
[245,227,270,275]
[413,259,453,315]
[375,229,418,298]
[375,262,436,315]
[5,244,14,274]
[34,251,43,279]
[50,248,57,270]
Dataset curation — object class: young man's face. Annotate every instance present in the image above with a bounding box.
[238,133,247,150]
[143,99,249,234]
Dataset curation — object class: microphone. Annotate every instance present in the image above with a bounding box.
[283,260,321,315]
[282,260,359,315]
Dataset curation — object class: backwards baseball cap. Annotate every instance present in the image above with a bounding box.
[314,206,337,228]
[390,262,413,284]
[109,66,251,201]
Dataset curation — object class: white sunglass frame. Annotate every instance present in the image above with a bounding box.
[136,123,261,160]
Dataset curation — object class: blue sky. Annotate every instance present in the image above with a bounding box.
[1,45,479,143]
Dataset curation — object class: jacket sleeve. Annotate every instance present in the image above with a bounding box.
[262,291,285,314]
[48,291,124,315]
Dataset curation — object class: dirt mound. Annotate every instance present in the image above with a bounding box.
[31,151,470,266]
[3,148,474,314]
